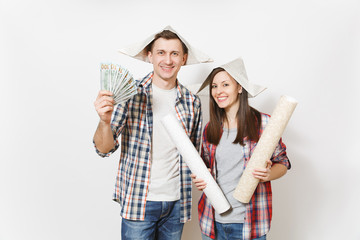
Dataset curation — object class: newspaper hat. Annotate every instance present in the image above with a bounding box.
[118,25,213,65]
[197,57,267,98]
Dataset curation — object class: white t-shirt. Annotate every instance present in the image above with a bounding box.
[146,83,180,201]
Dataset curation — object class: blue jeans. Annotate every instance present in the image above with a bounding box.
[201,222,266,240]
[121,200,184,240]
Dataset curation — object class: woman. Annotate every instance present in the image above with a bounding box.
[192,58,291,240]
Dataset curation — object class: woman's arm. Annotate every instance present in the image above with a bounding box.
[252,160,288,182]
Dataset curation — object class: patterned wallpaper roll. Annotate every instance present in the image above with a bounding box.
[233,95,298,203]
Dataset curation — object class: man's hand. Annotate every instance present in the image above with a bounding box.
[94,90,115,124]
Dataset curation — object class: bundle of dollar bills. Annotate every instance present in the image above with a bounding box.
[100,63,137,104]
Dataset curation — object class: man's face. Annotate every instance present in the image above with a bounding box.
[148,38,188,84]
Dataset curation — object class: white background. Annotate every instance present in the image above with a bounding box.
[1,0,359,239]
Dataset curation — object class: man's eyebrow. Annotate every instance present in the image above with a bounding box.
[155,49,180,52]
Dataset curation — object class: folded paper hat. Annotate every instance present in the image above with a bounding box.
[197,57,267,98]
[118,25,213,65]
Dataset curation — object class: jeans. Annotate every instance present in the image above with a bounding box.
[121,200,184,240]
[201,222,266,240]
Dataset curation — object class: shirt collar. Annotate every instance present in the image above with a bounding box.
[139,72,186,101]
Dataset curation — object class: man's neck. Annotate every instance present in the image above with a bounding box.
[152,75,177,90]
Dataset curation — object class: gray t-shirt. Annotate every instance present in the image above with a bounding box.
[215,127,246,223]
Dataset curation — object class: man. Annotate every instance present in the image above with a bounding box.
[93,26,212,240]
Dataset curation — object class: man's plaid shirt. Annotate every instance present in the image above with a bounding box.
[198,113,291,240]
[95,72,202,223]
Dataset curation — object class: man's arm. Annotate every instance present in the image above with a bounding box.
[94,121,115,154]
[93,90,116,153]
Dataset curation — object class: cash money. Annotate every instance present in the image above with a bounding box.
[100,63,137,104]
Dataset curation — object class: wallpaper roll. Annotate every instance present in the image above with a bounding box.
[161,114,231,214]
[233,95,298,203]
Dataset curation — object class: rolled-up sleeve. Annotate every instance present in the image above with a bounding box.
[93,101,129,157]
[271,138,291,169]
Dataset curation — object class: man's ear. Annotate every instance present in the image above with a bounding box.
[147,51,153,64]
[182,53,188,66]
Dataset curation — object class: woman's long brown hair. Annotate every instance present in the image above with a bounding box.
[206,68,262,146]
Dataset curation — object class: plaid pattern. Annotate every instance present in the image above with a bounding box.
[95,72,202,222]
[198,113,291,240]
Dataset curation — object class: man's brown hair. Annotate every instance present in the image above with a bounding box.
[145,30,188,55]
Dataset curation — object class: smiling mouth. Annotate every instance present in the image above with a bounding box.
[217,96,227,102]
[161,66,174,72]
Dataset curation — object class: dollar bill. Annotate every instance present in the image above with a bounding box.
[100,62,137,105]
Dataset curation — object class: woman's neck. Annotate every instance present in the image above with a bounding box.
[224,99,240,129]
[224,112,237,129]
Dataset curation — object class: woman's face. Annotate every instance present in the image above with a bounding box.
[211,71,242,112]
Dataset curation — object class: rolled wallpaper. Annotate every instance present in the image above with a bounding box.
[161,114,231,214]
[233,95,298,203]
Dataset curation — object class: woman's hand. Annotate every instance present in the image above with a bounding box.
[191,174,207,190]
[252,159,272,182]
[190,168,211,191]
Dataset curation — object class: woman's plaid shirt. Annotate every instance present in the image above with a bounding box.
[95,72,202,223]
[198,113,291,240]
